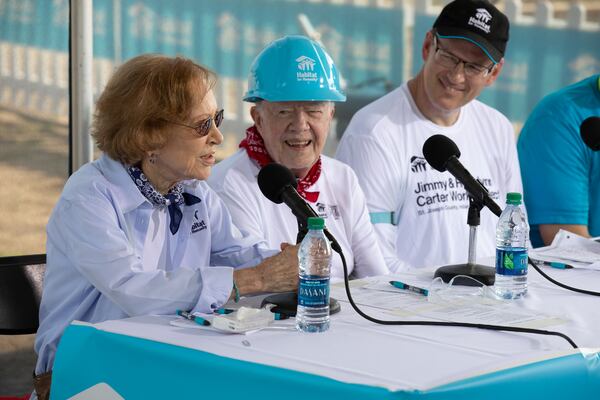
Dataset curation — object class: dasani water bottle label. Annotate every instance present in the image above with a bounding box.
[298,276,330,307]
[495,248,528,276]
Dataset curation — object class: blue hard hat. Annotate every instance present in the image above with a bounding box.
[243,35,346,103]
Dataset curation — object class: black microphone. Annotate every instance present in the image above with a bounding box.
[422,134,502,217]
[258,162,342,253]
[422,134,502,286]
[580,116,600,151]
[257,162,342,317]
[257,163,319,227]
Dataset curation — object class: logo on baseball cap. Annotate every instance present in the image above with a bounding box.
[433,0,509,63]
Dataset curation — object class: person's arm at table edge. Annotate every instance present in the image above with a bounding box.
[539,224,591,246]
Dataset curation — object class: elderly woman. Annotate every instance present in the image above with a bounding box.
[32,54,298,399]
[208,36,389,281]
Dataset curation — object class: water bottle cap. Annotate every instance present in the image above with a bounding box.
[307,217,325,230]
[506,192,522,205]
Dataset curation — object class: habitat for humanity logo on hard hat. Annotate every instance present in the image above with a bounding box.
[296,55,317,82]
[469,8,492,33]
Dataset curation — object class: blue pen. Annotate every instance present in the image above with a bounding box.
[389,280,429,296]
[535,260,574,270]
[273,312,290,321]
[176,309,211,326]
[214,308,235,315]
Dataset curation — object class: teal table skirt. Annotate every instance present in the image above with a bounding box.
[51,324,600,399]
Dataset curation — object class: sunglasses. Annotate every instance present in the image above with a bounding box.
[165,109,224,137]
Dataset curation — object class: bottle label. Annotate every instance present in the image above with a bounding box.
[495,248,528,276]
[298,276,330,308]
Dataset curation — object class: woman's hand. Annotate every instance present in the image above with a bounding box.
[234,244,299,296]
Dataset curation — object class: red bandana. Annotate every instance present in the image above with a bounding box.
[239,125,321,203]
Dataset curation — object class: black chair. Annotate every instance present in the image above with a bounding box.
[0,254,46,335]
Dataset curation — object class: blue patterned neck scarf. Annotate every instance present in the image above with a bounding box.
[126,165,201,234]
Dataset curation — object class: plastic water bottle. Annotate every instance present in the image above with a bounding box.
[296,217,332,333]
[494,192,529,299]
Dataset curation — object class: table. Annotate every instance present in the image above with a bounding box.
[51,266,600,399]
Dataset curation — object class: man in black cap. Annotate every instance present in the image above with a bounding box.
[336,0,523,272]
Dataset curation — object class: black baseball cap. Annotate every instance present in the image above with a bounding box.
[433,0,510,64]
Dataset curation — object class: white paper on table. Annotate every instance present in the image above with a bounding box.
[530,230,600,269]
[331,277,568,329]
[168,318,296,334]
[412,299,567,329]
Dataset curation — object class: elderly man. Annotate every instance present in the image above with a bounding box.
[209,35,388,280]
[336,0,523,272]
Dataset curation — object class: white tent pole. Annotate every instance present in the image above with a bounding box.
[70,0,94,172]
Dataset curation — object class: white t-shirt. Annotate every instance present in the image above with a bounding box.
[336,83,523,272]
[208,151,389,281]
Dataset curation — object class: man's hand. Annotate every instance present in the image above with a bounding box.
[259,244,299,293]
[234,244,299,296]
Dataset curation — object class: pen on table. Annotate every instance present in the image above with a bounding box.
[389,280,429,296]
[533,260,574,270]
[214,308,235,315]
[176,309,211,326]
[273,312,290,321]
[263,303,291,321]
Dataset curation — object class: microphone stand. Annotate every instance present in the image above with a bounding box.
[433,196,496,286]
[296,218,308,244]
[261,217,341,317]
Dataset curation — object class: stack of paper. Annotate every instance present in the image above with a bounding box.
[330,277,567,329]
[530,229,600,270]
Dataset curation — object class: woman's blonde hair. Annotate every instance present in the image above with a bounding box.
[92,54,217,165]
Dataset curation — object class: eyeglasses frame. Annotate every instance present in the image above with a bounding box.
[432,35,495,78]
[165,109,224,137]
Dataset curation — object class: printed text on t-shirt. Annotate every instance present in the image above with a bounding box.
[414,177,499,215]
